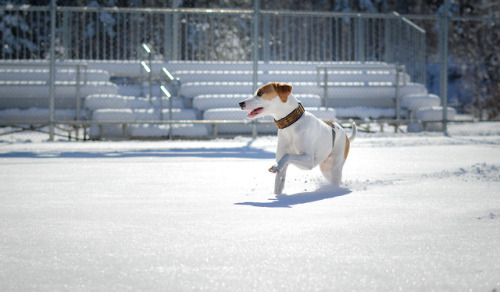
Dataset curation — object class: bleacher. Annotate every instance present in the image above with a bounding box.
[0,66,117,109]
[0,60,455,139]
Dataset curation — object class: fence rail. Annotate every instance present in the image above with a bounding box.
[0,5,426,83]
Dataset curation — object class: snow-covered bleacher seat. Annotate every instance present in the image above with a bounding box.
[129,124,208,138]
[85,94,185,111]
[0,108,86,123]
[334,107,397,120]
[0,68,110,82]
[92,108,135,121]
[132,108,196,121]
[183,81,427,108]
[85,94,128,110]
[85,94,202,139]
[86,101,201,139]
[0,63,119,129]
[0,80,117,99]
[173,69,411,84]
[416,106,456,122]
[402,93,442,131]
[415,106,457,131]
[165,61,433,133]
[1,60,444,137]
[39,60,399,77]
[402,93,441,112]
[168,60,397,73]
[193,94,321,111]
[0,65,118,111]
[89,109,134,138]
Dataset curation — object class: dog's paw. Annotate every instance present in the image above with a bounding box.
[269,165,279,173]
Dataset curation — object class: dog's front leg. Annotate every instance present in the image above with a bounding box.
[273,153,316,173]
[274,165,288,195]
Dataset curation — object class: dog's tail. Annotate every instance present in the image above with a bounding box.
[349,122,357,142]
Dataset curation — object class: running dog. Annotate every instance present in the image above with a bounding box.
[239,82,357,195]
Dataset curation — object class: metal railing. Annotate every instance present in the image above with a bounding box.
[0,5,430,139]
[316,64,407,120]
[0,5,426,83]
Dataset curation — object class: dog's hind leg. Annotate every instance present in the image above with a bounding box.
[320,152,344,186]
[330,159,345,186]
[274,165,288,195]
[320,153,336,185]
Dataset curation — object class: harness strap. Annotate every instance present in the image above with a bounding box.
[331,128,336,149]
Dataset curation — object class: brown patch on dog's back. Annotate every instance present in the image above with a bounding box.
[320,118,335,128]
[344,133,350,159]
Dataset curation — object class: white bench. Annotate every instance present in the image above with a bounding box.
[0,80,117,99]
[129,124,209,138]
[192,93,321,111]
[416,106,457,131]
[88,108,200,139]
[0,108,86,123]
[132,108,197,121]
[0,68,109,82]
[182,81,427,108]
[0,62,118,114]
[402,93,441,112]
[2,60,391,78]
[166,60,394,73]
[173,69,411,84]
[85,94,185,111]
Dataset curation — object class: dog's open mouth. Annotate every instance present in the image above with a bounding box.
[247,107,264,118]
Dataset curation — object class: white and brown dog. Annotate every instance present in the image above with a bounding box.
[239,82,357,195]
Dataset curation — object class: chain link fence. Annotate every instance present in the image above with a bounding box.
[0,4,498,141]
[405,14,500,135]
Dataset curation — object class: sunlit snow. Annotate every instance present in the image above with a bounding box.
[1,129,500,291]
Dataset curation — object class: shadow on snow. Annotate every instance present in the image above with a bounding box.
[235,185,351,208]
[0,140,275,160]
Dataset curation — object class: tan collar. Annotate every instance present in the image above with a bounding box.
[274,103,305,129]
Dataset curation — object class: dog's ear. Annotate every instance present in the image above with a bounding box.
[273,83,293,103]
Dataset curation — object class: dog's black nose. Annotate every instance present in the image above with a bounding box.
[239,101,245,109]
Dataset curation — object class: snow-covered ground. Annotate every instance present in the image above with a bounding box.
[1,124,500,291]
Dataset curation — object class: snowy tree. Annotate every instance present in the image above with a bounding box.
[443,0,500,119]
[0,5,45,59]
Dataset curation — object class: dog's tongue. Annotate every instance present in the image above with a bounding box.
[248,107,264,118]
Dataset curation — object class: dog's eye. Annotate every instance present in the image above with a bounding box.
[257,91,263,97]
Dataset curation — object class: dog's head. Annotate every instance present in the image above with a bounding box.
[239,82,293,119]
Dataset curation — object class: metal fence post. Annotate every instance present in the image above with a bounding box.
[440,0,450,134]
[49,0,56,141]
[76,65,81,121]
[263,14,270,62]
[384,16,393,63]
[396,13,403,67]
[172,0,180,60]
[323,68,328,108]
[252,0,260,93]
[356,15,365,62]
[164,12,172,60]
[148,46,153,99]
[395,65,401,122]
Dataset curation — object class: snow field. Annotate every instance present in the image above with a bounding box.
[0,134,499,291]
